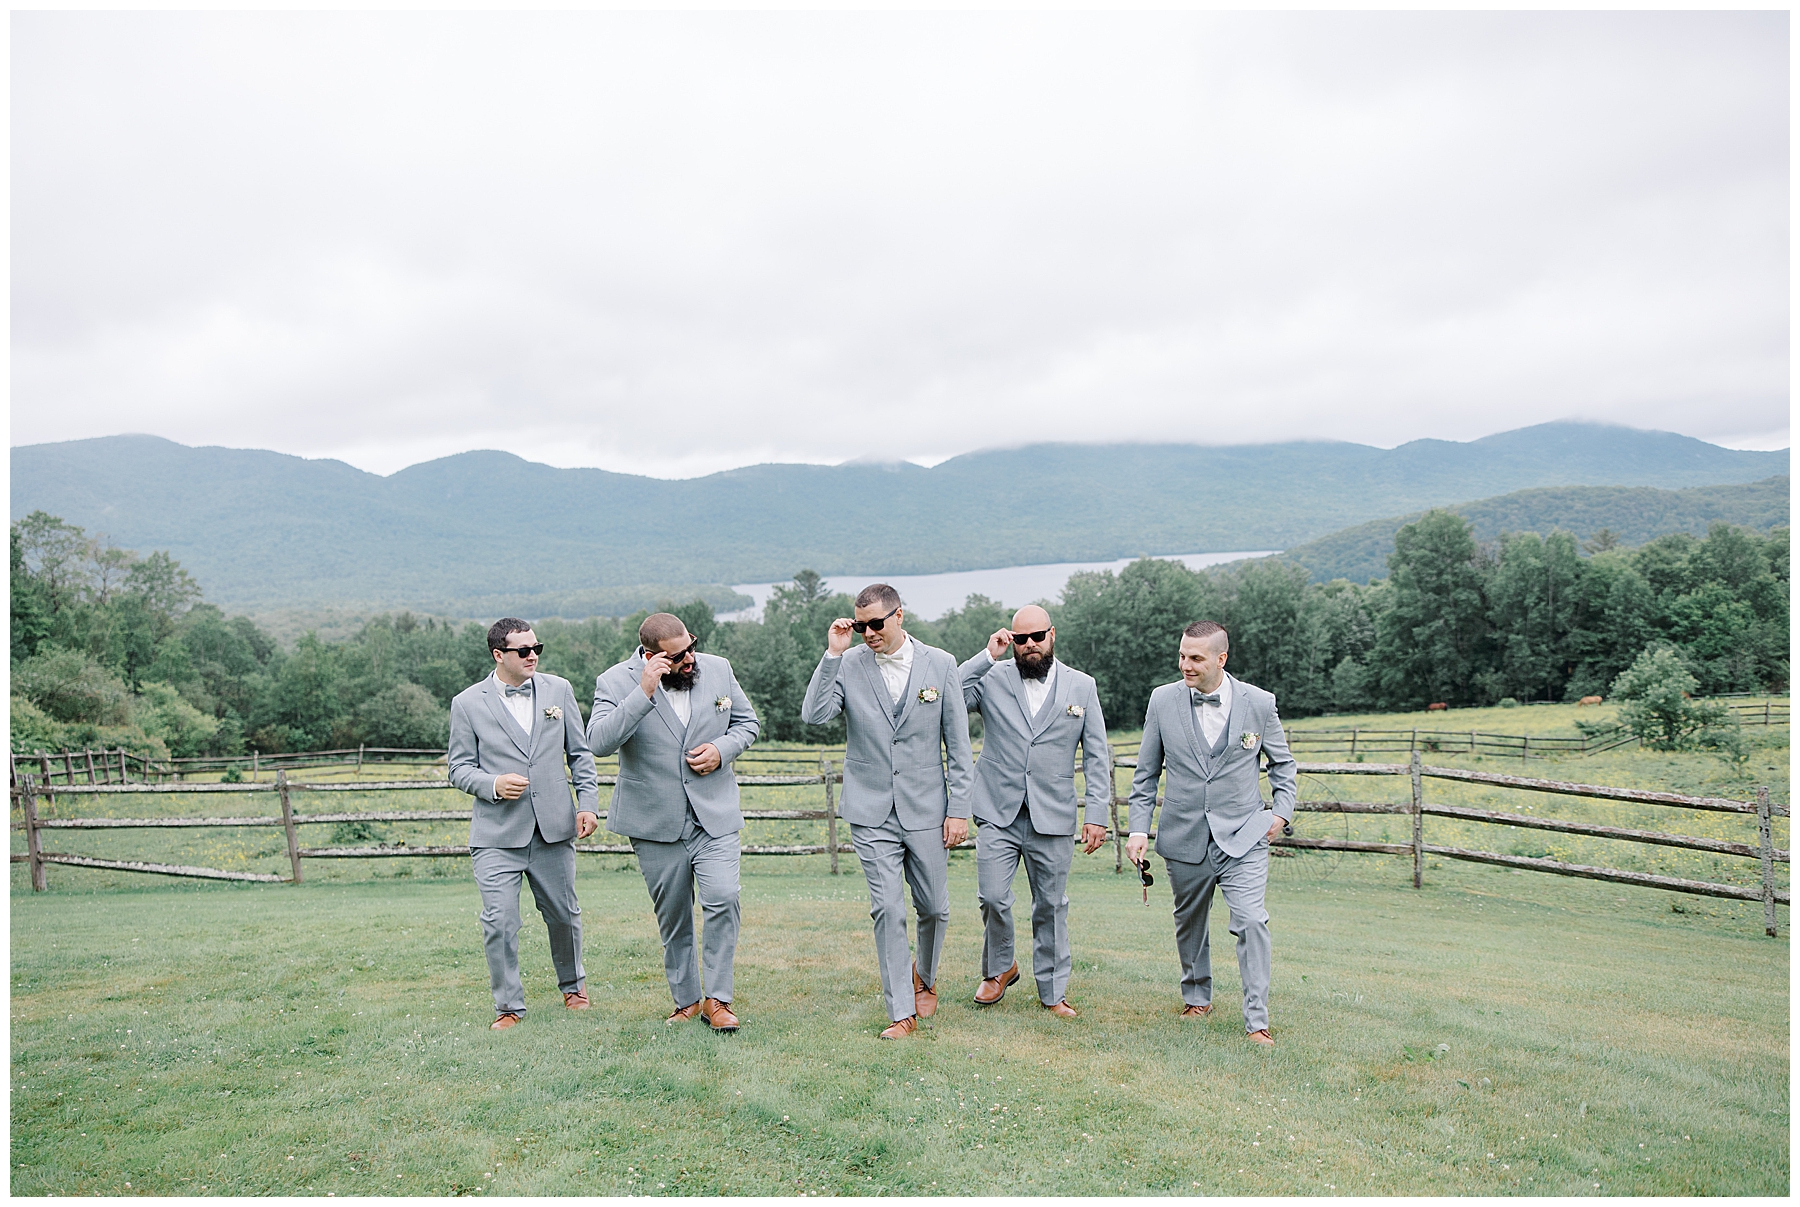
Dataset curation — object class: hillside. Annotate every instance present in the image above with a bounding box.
[10,422,1786,616]
[1271,476,1791,583]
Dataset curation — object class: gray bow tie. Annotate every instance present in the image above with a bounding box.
[1191,689,1221,707]
[503,681,534,698]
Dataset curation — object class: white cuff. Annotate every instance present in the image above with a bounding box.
[825,651,842,660]
[1129,832,1148,840]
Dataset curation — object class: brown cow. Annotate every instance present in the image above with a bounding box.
[1577,695,1604,707]
[1427,702,1448,711]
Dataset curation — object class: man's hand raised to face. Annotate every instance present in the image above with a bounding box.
[827,618,855,656]
[985,627,1013,660]
[639,650,674,698]
[1080,823,1108,855]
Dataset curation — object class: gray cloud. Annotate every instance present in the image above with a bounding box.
[12,11,1787,477]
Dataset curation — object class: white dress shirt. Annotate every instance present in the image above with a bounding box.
[978,648,1057,717]
[497,674,536,733]
[1194,674,1233,748]
[663,685,693,727]
[1131,675,1232,840]
[873,636,914,706]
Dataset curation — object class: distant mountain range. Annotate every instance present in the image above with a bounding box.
[10,422,1786,618]
[1267,476,1790,584]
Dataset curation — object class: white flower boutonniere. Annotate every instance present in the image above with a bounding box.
[918,686,940,703]
[1240,731,1260,750]
[715,695,732,713]
[1067,703,1085,718]
[544,705,563,721]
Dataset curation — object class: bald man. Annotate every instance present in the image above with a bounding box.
[958,606,1111,1016]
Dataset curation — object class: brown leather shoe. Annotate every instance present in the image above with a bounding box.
[912,964,938,1019]
[973,962,1019,1005]
[1247,1029,1275,1047]
[490,1012,522,1031]
[701,998,739,1033]
[1181,1003,1214,1019]
[564,989,591,1011]
[879,1016,918,1040]
[666,1001,702,1023]
[1042,999,1078,1019]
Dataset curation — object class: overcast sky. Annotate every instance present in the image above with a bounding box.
[12,11,1788,479]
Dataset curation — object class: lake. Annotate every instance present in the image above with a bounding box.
[716,551,1279,621]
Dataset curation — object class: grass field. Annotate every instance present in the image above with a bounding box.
[11,843,1789,1196]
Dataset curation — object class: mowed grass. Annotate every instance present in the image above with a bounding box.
[11,849,1788,1196]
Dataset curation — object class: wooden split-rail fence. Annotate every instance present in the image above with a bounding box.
[10,744,1789,936]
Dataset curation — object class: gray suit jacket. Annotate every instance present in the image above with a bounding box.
[448,672,601,848]
[1126,673,1297,860]
[587,651,761,842]
[959,653,1111,836]
[801,638,974,830]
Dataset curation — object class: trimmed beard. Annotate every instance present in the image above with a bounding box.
[1016,645,1054,681]
[661,665,699,693]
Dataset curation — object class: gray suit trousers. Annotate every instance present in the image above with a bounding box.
[849,809,949,1022]
[470,829,585,1016]
[975,805,1073,1006]
[1165,834,1272,1033]
[630,825,741,1007]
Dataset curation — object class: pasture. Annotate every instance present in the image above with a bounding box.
[11,700,1788,1195]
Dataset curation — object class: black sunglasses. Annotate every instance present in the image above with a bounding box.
[1139,861,1155,889]
[501,642,545,657]
[646,638,698,662]
[851,605,901,634]
[1010,629,1050,645]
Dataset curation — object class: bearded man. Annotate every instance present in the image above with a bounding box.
[589,613,760,1032]
[958,605,1111,1017]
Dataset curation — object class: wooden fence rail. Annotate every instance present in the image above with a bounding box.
[9,751,1788,935]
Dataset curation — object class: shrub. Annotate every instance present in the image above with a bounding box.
[1604,644,1740,753]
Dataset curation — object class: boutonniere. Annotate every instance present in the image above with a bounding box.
[1240,732,1260,749]
[714,695,732,712]
[544,705,563,721]
[1067,703,1085,717]
[918,686,940,703]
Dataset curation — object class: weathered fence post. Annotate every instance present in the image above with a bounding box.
[1350,729,1358,761]
[1521,735,1529,767]
[1756,786,1777,937]
[822,754,839,876]
[84,749,97,784]
[252,750,260,782]
[278,771,303,885]
[357,744,365,774]
[20,775,47,892]
[39,751,53,785]
[1410,751,1424,890]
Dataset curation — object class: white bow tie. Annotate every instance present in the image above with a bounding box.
[875,649,907,665]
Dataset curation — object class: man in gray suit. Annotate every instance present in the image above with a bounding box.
[1126,620,1296,1046]
[589,613,760,1032]
[960,605,1111,1017]
[448,618,601,1031]
[802,583,973,1040]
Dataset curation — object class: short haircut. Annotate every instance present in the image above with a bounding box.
[487,617,533,653]
[855,583,902,611]
[1183,619,1229,649]
[638,611,688,651]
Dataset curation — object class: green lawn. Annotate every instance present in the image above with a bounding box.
[11,847,1788,1196]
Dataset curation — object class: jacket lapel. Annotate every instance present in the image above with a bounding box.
[891,639,927,731]
[484,676,531,757]
[1175,681,1206,770]
[681,658,713,747]
[1028,661,1068,738]
[854,647,899,729]
[526,673,548,756]
[1221,673,1250,763]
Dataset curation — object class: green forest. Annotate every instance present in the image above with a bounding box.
[9,508,1788,759]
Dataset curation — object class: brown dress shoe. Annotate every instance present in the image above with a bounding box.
[490,1012,523,1031]
[879,1016,918,1040]
[1181,1003,1214,1019]
[564,989,591,1011]
[701,998,740,1033]
[1042,999,1078,1019]
[1247,1029,1275,1046]
[973,962,1019,1005]
[912,964,938,1019]
[666,1001,702,1023]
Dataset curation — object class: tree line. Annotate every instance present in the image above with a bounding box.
[9,508,1787,760]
